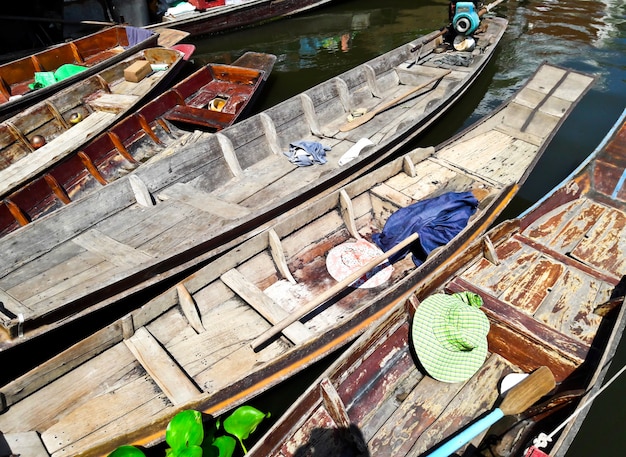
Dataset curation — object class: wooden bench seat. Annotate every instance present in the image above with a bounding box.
[164,105,235,130]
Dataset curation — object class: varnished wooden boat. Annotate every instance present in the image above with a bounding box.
[0,14,511,351]
[0,46,192,197]
[0,62,595,457]
[0,51,275,229]
[0,26,159,121]
[246,106,626,457]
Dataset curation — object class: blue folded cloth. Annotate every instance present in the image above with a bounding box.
[372,191,479,266]
[283,141,330,166]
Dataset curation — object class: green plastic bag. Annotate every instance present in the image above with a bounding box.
[29,64,87,90]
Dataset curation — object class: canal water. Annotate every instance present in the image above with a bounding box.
[184,0,626,454]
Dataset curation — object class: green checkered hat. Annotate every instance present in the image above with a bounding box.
[412,292,489,383]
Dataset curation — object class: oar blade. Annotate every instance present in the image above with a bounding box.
[339,112,375,132]
[499,366,556,416]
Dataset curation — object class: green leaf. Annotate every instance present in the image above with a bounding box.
[169,445,203,457]
[166,410,204,452]
[212,435,236,457]
[223,406,270,452]
[108,445,146,457]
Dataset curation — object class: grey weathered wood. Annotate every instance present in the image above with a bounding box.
[158,182,251,219]
[0,431,49,457]
[124,327,201,405]
[216,132,242,177]
[72,229,154,267]
[176,283,206,334]
[129,175,155,207]
[339,189,361,240]
[220,268,312,344]
[268,229,296,284]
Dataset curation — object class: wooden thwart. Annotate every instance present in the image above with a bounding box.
[221,268,312,345]
[124,327,201,405]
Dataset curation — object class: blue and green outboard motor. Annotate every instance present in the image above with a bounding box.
[449,1,482,35]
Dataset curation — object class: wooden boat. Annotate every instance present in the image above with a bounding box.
[0,26,159,121]
[0,51,275,226]
[0,46,192,197]
[246,106,626,457]
[0,14,511,350]
[147,0,338,38]
[0,62,594,457]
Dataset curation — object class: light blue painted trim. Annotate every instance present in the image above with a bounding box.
[612,169,626,200]
[427,408,505,457]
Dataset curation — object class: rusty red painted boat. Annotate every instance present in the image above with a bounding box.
[246,106,626,457]
[0,45,192,198]
[0,51,275,233]
[0,62,595,457]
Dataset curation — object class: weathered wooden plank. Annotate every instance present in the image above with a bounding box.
[220,268,312,345]
[570,205,626,275]
[87,93,139,112]
[0,287,30,318]
[0,431,49,457]
[460,236,541,297]
[268,229,296,284]
[0,320,125,407]
[405,355,513,457]
[124,327,201,405]
[158,182,251,219]
[533,266,606,345]
[176,283,205,334]
[72,229,154,267]
[41,374,172,455]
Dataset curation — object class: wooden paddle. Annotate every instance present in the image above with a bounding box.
[338,70,452,132]
[427,366,556,457]
[250,232,420,351]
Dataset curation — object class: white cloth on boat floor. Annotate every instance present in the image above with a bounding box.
[338,138,374,166]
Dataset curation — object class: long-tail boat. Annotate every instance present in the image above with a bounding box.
[0,13,511,351]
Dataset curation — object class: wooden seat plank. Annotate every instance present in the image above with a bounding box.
[165,105,236,130]
[125,327,201,405]
[72,229,154,267]
[0,431,49,457]
[158,182,251,219]
[220,268,312,345]
[87,93,139,113]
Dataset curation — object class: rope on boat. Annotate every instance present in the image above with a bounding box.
[531,363,626,451]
